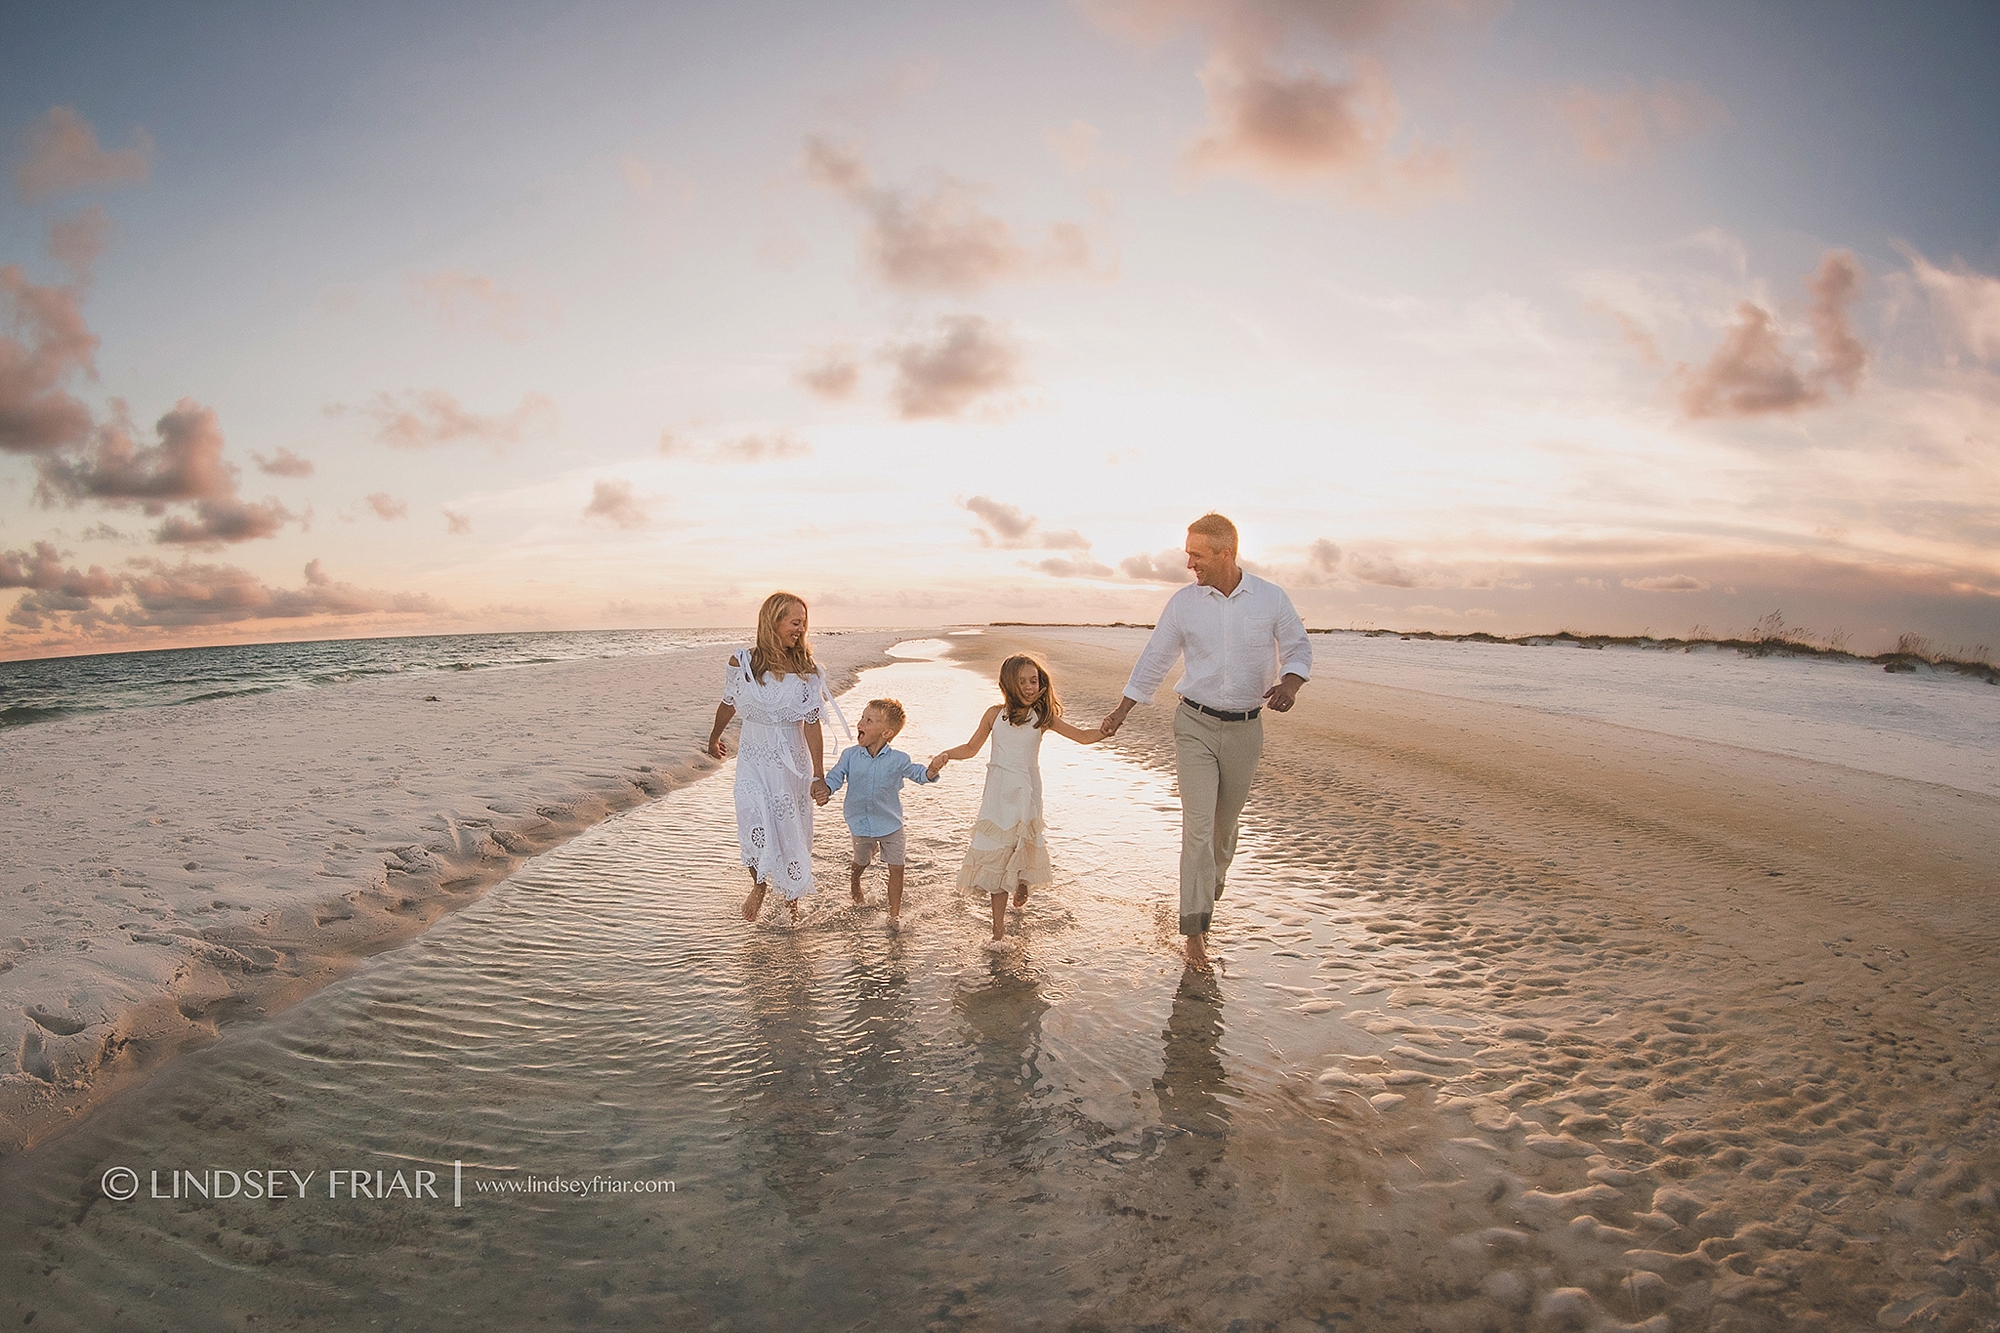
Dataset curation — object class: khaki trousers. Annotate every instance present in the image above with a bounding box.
[1173,703,1263,937]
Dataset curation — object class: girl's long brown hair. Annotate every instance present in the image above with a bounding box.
[750,591,818,681]
[999,653,1061,729]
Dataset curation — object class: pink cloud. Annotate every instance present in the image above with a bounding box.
[252,447,314,477]
[46,206,112,286]
[4,554,444,634]
[660,429,812,463]
[1185,53,1459,198]
[365,492,408,520]
[1032,556,1115,578]
[1677,251,1867,419]
[0,541,121,599]
[0,261,99,455]
[1347,551,1423,587]
[584,478,648,529]
[803,137,1104,295]
[1554,79,1728,166]
[1119,548,1194,583]
[443,510,472,536]
[1895,244,2000,364]
[364,389,557,450]
[796,346,861,400]
[884,314,1025,420]
[962,495,1091,550]
[15,107,152,203]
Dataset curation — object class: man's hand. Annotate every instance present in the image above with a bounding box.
[810,779,830,805]
[1262,674,1305,713]
[1100,699,1135,737]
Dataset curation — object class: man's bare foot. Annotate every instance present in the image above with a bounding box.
[1012,884,1030,908]
[1182,934,1212,973]
[742,884,767,922]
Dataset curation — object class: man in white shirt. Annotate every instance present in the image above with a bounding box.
[1100,514,1312,972]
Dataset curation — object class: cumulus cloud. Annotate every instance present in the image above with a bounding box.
[4,554,445,634]
[365,492,408,520]
[1347,551,1422,587]
[1678,251,1867,419]
[16,107,152,203]
[1083,0,1471,202]
[35,398,297,546]
[795,346,861,400]
[1119,548,1195,583]
[884,314,1025,420]
[962,495,1090,550]
[1,260,99,455]
[252,447,314,477]
[1554,79,1728,165]
[802,137,1105,295]
[443,510,472,536]
[584,478,649,529]
[408,271,554,341]
[0,541,120,599]
[1895,244,2000,364]
[1622,574,1709,592]
[1185,53,1458,198]
[363,389,557,450]
[1032,556,1115,578]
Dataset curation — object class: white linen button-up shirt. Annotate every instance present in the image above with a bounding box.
[1122,572,1313,713]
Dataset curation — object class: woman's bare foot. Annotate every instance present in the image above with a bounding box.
[886,915,902,934]
[1011,884,1030,908]
[741,883,767,922]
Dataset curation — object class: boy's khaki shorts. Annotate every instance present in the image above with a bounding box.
[850,829,906,868]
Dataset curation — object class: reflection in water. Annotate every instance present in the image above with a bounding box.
[0,655,1427,1331]
[1153,971,1236,1185]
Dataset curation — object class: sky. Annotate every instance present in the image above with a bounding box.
[3,0,1998,660]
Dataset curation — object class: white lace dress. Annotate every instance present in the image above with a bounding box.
[723,648,824,901]
[955,715,1053,894]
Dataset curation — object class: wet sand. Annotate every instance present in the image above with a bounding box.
[2,630,1996,1331]
[0,633,901,1155]
[964,627,2000,1331]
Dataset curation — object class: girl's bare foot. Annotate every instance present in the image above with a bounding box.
[886,916,902,934]
[1011,884,1030,908]
[981,937,1009,953]
[786,898,802,925]
[742,883,767,922]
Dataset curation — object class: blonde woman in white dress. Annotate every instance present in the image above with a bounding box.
[707,592,830,923]
[932,653,1105,950]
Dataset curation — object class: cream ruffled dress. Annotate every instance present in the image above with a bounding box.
[955,714,1053,894]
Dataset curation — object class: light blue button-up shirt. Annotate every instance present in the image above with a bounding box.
[822,744,933,836]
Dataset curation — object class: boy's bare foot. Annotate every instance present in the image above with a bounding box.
[1011,884,1030,908]
[742,884,767,922]
[850,886,866,905]
[1182,933,1212,973]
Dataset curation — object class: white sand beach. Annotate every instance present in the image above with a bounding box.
[0,632,901,1154]
[2,625,1997,1331]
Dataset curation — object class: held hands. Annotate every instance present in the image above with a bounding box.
[1099,700,1133,737]
[810,778,831,806]
[926,755,949,780]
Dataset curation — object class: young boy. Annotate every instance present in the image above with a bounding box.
[810,699,944,928]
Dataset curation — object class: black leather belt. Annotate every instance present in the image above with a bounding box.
[1181,697,1260,722]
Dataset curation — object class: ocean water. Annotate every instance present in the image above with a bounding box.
[0,628,749,727]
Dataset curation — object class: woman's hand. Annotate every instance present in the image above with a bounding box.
[708,702,735,760]
[707,735,728,759]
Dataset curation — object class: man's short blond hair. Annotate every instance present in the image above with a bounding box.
[864,698,906,735]
[1187,513,1238,553]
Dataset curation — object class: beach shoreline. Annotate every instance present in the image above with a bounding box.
[0,631,902,1157]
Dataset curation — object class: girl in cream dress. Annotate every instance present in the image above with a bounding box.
[933,654,1105,949]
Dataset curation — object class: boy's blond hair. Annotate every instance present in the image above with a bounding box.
[864,698,906,736]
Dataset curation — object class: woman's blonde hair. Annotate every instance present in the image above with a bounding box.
[750,591,818,681]
[998,653,1061,729]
